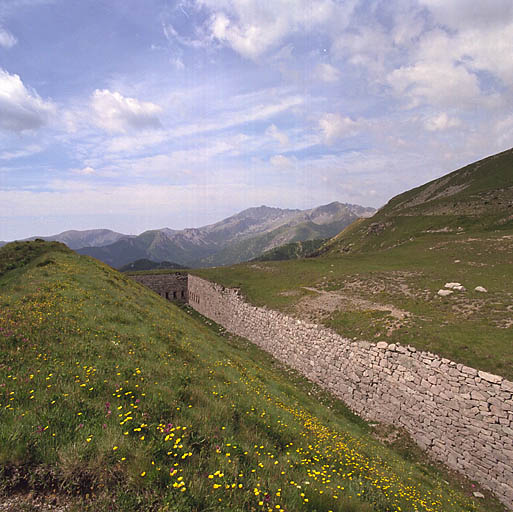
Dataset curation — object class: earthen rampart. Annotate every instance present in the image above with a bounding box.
[188,274,513,508]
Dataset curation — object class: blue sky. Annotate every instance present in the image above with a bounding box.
[1,0,513,239]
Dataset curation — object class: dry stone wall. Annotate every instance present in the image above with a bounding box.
[188,274,513,508]
[128,273,188,301]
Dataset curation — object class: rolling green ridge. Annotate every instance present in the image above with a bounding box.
[0,241,501,511]
[119,259,188,272]
[319,148,513,256]
[20,229,131,250]
[253,239,327,262]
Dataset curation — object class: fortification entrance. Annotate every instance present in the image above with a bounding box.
[128,272,188,301]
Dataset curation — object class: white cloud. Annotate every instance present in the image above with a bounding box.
[106,131,169,154]
[199,0,356,59]
[0,68,55,132]
[266,124,289,145]
[71,166,96,176]
[424,113,460,131]
[492,115,513,148]
[319,113,360,143]
[411,5,513,88]
[172,93,304,137]
[316,63,340,83]
[332,25,393,76]
[270,154,294,168]
[0,144,42,160]
[91,89,162,133]
[0,181,308,221]
[0,27,17,48]
[387,60,481,108]
[171,56,185,70]
[419,0,513,30]
[414,25,513,87]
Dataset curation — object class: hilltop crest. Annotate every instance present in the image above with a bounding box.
[321,148,513,255]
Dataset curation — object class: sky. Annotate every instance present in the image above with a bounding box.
[1,0,513,240]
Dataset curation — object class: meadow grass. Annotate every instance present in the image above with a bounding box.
[194,230,513,380]
[0,242,506,511]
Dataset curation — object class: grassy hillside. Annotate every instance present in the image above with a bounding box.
[197,149,513,381]
[0,241,501,511]
[119,259,188,272]
[196,230,513,381]
[253,239,327,262]
[319,148,513,256]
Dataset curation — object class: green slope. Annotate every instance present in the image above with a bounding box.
[320,147,513,256]
[195,150,513,381]
[0,241,500,511]
[119,259,188,272]
[196,230,513,381]
[203,220,353,267]
[253,239,327,262]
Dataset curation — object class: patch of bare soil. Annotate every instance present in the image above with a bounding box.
[248,264,276,272]
[337,271,423,299]
[451,298,487,318]
[295,286,412,335]
[0,493,71,512]
[279,289,301,297]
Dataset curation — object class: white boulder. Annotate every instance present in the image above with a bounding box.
[475,286,488,293]
[438,289,454,297]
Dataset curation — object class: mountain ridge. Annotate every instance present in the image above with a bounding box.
[18,229,132,250]
[77,201,375,268]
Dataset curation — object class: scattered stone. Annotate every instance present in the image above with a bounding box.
[454,259,461,263]
[473,492,485,499]
[475,286,488,293]
[445,282,463,290]
[438,289,454,297]
[478,370,502,384]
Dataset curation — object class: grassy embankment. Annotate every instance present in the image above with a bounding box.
[195,230,513,380]
[0,240,504,511]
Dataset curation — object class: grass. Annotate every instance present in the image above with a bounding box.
[194,230,513,380]
[0,241,505,511]
[253,239,327,262]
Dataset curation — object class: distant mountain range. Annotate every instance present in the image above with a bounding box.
[77,202,374,268]
[2,202,374,268]
[19,229,132,250]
